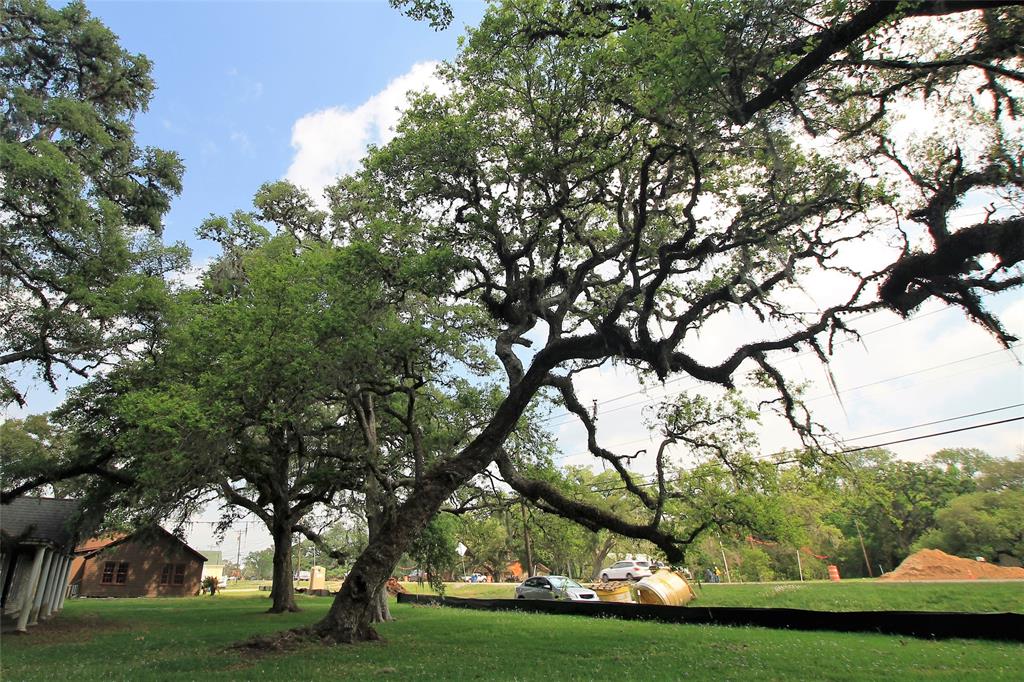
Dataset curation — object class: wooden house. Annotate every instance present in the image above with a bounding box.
[68,528,206,598]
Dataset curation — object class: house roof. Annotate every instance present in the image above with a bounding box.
[0,497,81,552]
[76,533,128,553]
[77,527,208,563]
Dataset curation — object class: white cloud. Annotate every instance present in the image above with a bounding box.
[285,61,447,200]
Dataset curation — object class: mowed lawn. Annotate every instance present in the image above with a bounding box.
[2,588,1022,681]
[398,579,1024,613]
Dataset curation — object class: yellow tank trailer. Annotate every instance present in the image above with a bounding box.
[591,581,635,603]
[632,569,697,606]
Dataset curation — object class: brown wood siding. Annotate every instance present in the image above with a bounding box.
[75,536,203,598]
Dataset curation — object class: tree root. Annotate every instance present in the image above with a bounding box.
[230,623,380,655]
[265,604,302,614]
[230,627,316,655]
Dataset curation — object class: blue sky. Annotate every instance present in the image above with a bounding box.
[89,0,486,261]
[11,0,483,415]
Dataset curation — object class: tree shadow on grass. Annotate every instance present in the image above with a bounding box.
[2,612,135,644]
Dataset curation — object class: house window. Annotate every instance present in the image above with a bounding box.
[160,564,173,585]
[101,561,115,584]
[115,562,129,584]
[173,563,186,585]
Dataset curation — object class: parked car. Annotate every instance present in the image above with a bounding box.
[600,560,652,581]
[515,575,598,601]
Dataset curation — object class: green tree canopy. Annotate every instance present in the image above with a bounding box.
[915,489,1024,563]
[1,0,188,406]
[311,0,1023,643]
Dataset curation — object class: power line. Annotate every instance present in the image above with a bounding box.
[800,346,1019,404]
[559,410,1023,496]
[549,345,1020,463]
[541,295,1010,428]
[553,400,1024,464]
[840,416,1024,453]
[842,403,1024,442]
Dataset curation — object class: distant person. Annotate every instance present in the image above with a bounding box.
[705,567,714,583]
[714,566,722,583]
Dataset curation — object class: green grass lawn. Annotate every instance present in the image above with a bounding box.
[399,580,516,600]
[692,581,1024,613]
[397,579,1024,613]
[2,594,1021,681]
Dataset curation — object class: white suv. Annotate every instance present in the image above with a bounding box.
[600,560,652,581]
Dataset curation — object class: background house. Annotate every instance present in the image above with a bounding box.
[199,550,226,586]
[68,528,205,598]
[1,497,80,632]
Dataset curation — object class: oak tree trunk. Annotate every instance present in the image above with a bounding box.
[311,356,552,641]
[365,495,393,623]
[268,522,299,613]
[312,489,457,642]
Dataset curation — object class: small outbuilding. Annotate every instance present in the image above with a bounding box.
[199,549,226,586]
[1,497,81,632]
[68,527,206,598]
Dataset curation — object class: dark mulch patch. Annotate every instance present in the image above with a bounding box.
[228,626,320,659]
[2,612,135,643]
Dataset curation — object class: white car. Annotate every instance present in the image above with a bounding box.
[600,560,652,581]
[515,575,598,601]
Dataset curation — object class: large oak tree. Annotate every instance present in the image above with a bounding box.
[304,0,1023,643]
[1,0,188,406]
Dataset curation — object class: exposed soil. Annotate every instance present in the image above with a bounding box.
[230,626,318,656]
[230,622,382,657]
[879,549,1024,581]
[1,613,133,642]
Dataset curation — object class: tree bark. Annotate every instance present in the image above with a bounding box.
[590,535,616,581]
[311,359,554,642]
[364,493,393,623]
[268,520,299,613]
[356,391,393,624]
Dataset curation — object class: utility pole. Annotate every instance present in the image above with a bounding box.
[717,537,732,583]
[796,550,804,581]
[854,519,874,577]
[521,499,534,577]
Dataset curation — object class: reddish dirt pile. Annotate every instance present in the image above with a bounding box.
[880,549,1024,581]
[385,577,408,595]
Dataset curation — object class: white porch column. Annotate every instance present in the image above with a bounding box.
[40,555,64,619]
[1,551,12,595]
[57,556,75,610]
[49,556,71,615]
[15,546,46,632]
[28,548,54,626]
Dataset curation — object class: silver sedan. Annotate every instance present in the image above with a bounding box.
[515,575,598,602]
